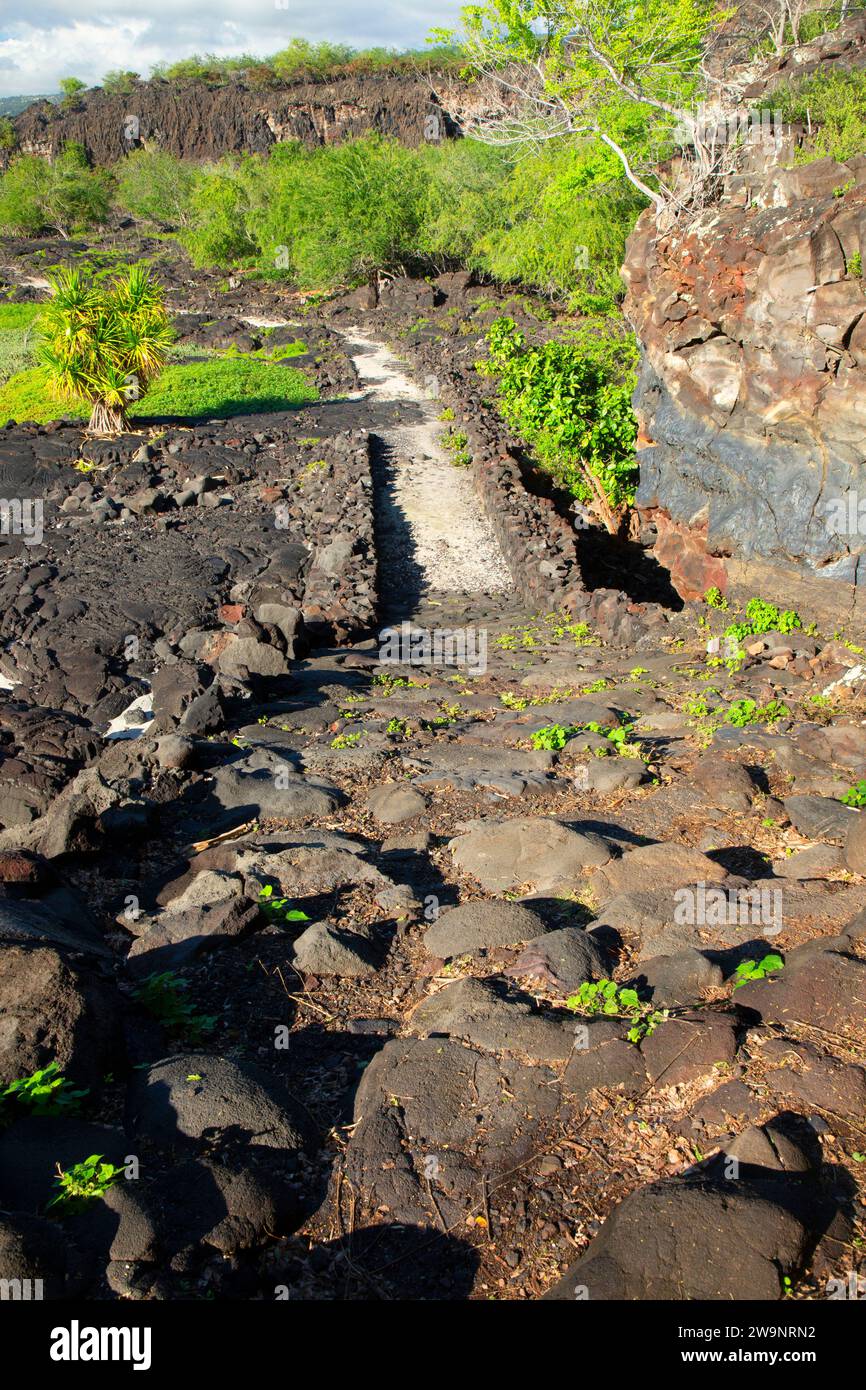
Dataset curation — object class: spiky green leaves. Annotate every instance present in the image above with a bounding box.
[38,262,172,433]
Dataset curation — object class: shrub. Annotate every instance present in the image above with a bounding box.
[101,70,140,95]
[115,148,197,228]
[0,118,16,152]
[179,160,258,266]
[479,315,639,522]
[0,143,112,237]
[288,136,430,294]
[38,262,173,434]
[770,67,866,164]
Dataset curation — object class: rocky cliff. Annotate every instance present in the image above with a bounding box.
[624,16,866,623]
[10,70,497,165]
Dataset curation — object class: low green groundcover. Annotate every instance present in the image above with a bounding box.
[0,356,318,427]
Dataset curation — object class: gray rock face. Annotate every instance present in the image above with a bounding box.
[691,755,755,812]
[784,794,859,845]
[622,107,866,614]
[409,977,576,1063]
[845,810,866,873]
[582,759,645,793]
[0,1212,72,1300]
[543,1179,815,1300]
[0,943,121,1087]
[507,927,610,993]
[450,817,611,892]
[346,1037,559,1228]
[291,921,379,977]
[424,900,546,959]
[216,635,291,680]
[637,948,725,1007]
[365,782,427,824]
[105,1157,301,1266]
[592,842,727,902]
[407,746,558,797]
[129,1053,315,1153]
[207,750,344,821]
[734,948,866,1044]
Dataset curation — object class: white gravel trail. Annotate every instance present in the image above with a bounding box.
[342,329,513,596]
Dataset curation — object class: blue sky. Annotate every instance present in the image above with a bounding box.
[0,1,466,97]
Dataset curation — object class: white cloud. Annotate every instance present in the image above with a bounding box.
[0,1,466,97]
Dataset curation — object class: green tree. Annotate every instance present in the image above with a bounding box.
[38,263,173,435]
[435,0,732,212]
[288,136,430,299]
[59,77,87,110]
[0,144,112,238]
[115,148,197,228]
[179,160,258,266]
[102,70,140,96]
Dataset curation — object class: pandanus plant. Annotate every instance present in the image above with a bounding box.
[39,263,173,435]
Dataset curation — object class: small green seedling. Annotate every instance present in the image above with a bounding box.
[566,980,667,1044]
[133,972,217,1043]
[2,1062,88,1116]
[842,780,866,808]
[531,723,577,751]
[732,953,784,990]
[258,885,310,924]
[48,1154,123,1211]
[331,732,361,748]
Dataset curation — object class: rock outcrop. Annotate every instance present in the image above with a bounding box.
[623,15,866,621]
[9,70,504,167]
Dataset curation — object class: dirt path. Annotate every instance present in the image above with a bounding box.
[341,328,513,601]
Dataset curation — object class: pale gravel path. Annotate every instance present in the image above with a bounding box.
[341,328,513,597]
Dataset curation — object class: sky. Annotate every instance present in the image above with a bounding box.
[0,1,467,98]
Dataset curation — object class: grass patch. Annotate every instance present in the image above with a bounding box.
[0,357,317,426]
[0,301,42,388]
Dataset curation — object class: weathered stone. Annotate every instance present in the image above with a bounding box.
[450,818,610,892]
[424,900,546,959]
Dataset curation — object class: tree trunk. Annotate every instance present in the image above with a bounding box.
[367,268,380,309]
[87,401,128,436]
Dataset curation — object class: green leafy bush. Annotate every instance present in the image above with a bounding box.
[101,70,139,95]
[479,315,639,516]
[0,143,112,237]
[770,68,866,165]
[724,598,801,644]
[180,161,259,266]
[115,149,197,228]
[2,1062,88,1116]
[288,136,429,293]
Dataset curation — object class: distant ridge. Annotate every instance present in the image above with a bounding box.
[0,94,58,118]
